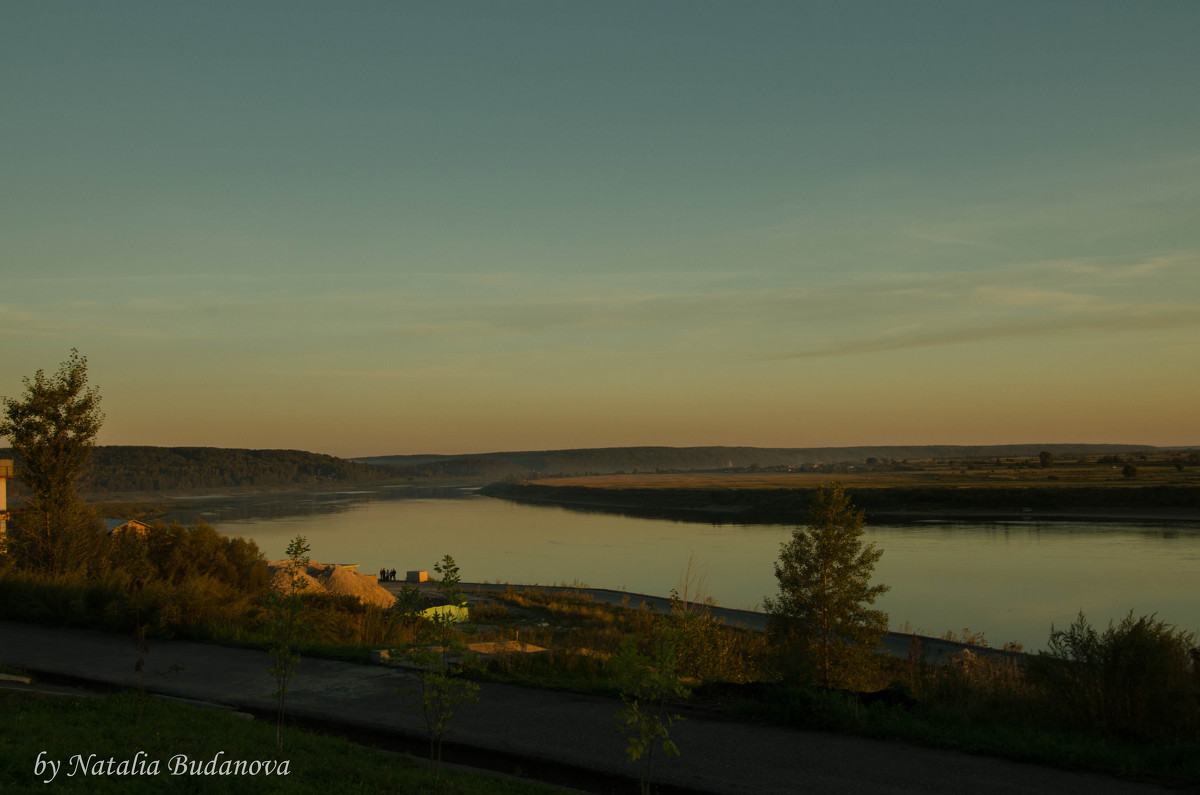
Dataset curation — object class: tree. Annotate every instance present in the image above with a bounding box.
[265,535,310,749]
[1122,462,1138,479]
[1038,450,1055,468]
[403,554,479,777]
[763,484,889,689]
[433,553,464,611]
[613,627,688,795]
[0,349,104,574]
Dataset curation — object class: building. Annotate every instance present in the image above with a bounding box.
[0,459,11,549]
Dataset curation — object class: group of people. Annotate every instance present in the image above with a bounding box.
[378,568,398,582]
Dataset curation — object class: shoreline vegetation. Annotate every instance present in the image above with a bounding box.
[480,480,1200,525]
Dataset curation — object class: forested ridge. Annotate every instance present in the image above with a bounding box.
[1,445,400,495]
[0,442,1176,496]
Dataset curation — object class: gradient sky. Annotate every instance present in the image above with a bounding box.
[3,2,1198,457]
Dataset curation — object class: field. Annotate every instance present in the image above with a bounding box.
[532,453,1199,491]
[476,452,1200,524]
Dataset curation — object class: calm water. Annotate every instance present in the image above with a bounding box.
[205,491,1200,651]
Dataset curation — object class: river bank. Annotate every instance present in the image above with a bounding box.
[388,580,1027,666]
[480,482,1200,525]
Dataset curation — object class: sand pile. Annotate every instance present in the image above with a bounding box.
[268,561,395,608]
[268,563,328,596]
[316,564,396,608]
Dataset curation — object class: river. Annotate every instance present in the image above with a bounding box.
[185,487,1200,651]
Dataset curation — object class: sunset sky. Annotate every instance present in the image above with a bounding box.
[3,2,1198,457]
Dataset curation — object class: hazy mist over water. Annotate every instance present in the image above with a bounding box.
[206,491,1200,651]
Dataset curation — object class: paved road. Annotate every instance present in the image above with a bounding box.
[0,620,1168,794]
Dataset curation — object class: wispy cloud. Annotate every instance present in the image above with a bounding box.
[5,251,1195,361]
[1059,251,1197,280]
[0,304,184,341]
[262,365,476,380]
[774,307,1200,360]
[903,230,1005,250]
[968,286,1103,310]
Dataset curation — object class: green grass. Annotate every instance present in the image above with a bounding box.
[0,688,564,794]
[744,684,1200,784]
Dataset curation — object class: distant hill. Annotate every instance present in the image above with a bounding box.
[0,443,1172,497]
[356,444,1161,479]
[0,446,400,496]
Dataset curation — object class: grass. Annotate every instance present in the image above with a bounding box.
[749,683,1200,784]
[0,687,564,794]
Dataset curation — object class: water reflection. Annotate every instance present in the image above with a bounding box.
[205,492,1200,651]
[160,485,480,524]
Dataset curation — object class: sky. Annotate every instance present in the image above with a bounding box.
[2,2,1198,457]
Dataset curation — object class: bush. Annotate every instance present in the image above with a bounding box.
[1026,611,1200,739]
[0,522,272,638]
[909,647,1033,726]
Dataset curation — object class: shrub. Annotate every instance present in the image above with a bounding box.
[669,589,764,683]
[909,647,1033,725]
[1026,611,1200,739]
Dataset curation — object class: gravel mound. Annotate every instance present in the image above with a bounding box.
[268,564,327,596]
[268,561,395,608]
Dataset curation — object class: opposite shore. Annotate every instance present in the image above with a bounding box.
[480,481,1200,525]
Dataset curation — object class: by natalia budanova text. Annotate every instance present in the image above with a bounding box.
[34,751,290,784]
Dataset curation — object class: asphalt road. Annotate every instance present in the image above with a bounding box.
[0,620,1169,794]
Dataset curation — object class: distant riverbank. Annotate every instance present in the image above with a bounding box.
[481,481,1200,525]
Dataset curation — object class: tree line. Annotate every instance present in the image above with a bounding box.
[0,444,404,497]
